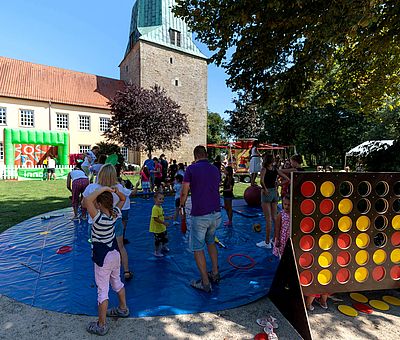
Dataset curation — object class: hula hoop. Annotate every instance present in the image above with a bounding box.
[228,254,256,270]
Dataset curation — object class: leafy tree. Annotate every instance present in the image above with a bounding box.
[207,111,227,144]
[105,85,189,157]
[96,142,124,164]
[226,98,265,139]
[174,0,400,112]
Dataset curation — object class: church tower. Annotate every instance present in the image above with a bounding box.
[119,0,208,162]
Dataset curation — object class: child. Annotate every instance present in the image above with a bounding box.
[306,293,329,311]
[173,174,183,224]
[66,162,89,220]
[114,178,135,281]
[273,195,291,258]
[222,166,235,226]
[150,192,172,257]
[85,186,129,336]
[140,165,151,198]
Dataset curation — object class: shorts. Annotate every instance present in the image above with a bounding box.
[121,209,129,221]
[261,187,279,203]
[115,218,123,237]
[154,231,168,247]
[154,177,162,186]
[47,168,55,174]
[175,198,180,208]
[190,211,221,251]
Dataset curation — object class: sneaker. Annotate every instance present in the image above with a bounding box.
[256,240,272,249]
[190,279,212,293]
[161,246,170,252]
[154,251,164,257]
[86,321,109,336]
[208,271,221,284]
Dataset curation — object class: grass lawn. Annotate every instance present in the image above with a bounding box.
[0,180,71,233]
[0,176,251,234]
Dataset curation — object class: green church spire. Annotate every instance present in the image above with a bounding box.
[125,0,206,59]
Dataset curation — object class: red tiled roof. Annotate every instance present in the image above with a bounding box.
[0,56,126,109]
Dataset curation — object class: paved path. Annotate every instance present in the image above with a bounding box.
[0,294,301,339]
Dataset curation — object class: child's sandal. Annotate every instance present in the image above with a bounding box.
[124,271,134,281]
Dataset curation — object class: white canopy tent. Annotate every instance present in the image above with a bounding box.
[345,140,395,167]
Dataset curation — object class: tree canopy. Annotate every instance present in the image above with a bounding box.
[105,85,189,156]
[207,111,227,144]
[174,0,400,112]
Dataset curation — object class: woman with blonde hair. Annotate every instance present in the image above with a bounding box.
[83,164,133,281]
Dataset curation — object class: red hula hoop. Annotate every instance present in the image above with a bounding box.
[228,254,256,270]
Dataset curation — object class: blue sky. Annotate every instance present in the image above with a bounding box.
[0,0,235,117]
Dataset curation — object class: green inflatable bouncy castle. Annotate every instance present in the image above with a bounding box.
[4,128,70,180]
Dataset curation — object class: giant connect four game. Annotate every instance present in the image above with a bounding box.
[291,172,400,295]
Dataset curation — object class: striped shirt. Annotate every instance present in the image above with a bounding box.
[91,207,121,267]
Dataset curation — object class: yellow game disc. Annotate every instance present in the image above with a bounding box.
[350,292,369,303]
[338,199,353,215]
[338,305,358,317]
[356,216,370,232]
[338,216,352,232]
[320,181,335,197]
[373,249,387,265]
[355,250,369,266]
[356,233,370,249]
[369,299,390,311]
[392,215,400,230]
[317,269,332,285]
[354,267,369,283]
[319,234,334,250]
[382,295,400,306]
[390,249,400,264]
[318,252,333,268]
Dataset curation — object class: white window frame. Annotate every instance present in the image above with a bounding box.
[79,115,90,131]
[79,145,91,154]
[56,112,69,130]
[121,147,128,161]
[0,142,3,160]
[99,117,110,132]
[19,109,34,127]
[169,29,181,47]
[0,107,6,125]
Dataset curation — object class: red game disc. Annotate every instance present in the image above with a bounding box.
[300,235,315,251]
[336,268,350,284]
[337,233,352,249]
[319,217,334,233]
[353,302,373,314]
[56,246,72,254]
[300,217,315,233]
[337,251,351,267]
[391,232,400,247]
[300,199,316,215]
[301,181,316,197]
[372,266,386,282]
[319,199,334,215]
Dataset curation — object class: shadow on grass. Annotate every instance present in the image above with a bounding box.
[0,197,70,233]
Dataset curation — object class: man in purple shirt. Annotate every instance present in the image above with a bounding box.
[180,145,221,293]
